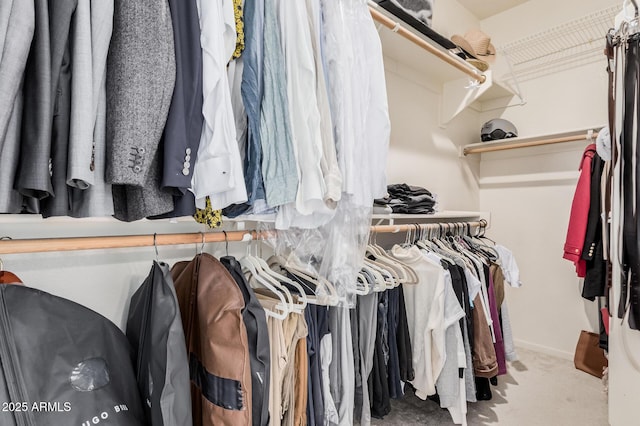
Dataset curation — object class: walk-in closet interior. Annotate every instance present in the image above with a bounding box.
[0,0,634,424]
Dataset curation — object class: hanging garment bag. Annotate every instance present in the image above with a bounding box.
[126,261,193,425]
[172,253,252,426]
[0,284,145,426]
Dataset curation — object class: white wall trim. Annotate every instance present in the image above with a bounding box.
[514,339,575,361]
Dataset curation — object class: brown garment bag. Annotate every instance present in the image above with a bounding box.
[172,253,252,426]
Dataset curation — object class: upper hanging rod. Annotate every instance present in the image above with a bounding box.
[463,131,598,155]
[368,4,486,84]
[0,220,487,255]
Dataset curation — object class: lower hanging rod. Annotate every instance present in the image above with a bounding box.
[0,220,486,255]
[371,220,486,235]
[0,230,262,255]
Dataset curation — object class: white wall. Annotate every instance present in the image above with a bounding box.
[477,61,609,362]
[476,0,615,357]
[383,0,482,211]
[383,58,481,211]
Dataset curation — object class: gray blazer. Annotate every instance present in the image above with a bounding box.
[69,0,115,218]
[66,0,94,189]
[40,0,78,217]
[107,0,176,221]
[0,92,24,213]
[15,0,53,200]
[0,0,34,212]
[41,43,72,217]
[0,0,34,152]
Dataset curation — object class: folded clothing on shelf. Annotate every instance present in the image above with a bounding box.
[374,183,438,214]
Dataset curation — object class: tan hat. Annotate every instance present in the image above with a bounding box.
[451,33,490,71]
[452,29,496,64]
[465,29,496,57]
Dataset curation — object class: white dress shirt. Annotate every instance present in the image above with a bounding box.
[192,0,247,209]
[321,0,390,208]
[392,245,445,399]
[275,0,330,229]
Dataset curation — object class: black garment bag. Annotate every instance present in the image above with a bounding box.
[0,284,145,426]
[126,261,192,426]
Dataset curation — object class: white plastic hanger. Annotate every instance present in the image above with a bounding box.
[268,256,321,302]
[361,263,387,292]
[241,242,295,318]
[283,253,341,305]
[354,271,370,295]
[249,243,307,311]
[268,254,338,306]
[240,256,290,320]
[364,259,395,290]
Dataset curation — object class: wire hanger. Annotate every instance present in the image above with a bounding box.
[153,233,160,262]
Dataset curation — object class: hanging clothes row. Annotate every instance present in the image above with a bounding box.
[0,0,390,227]
[606,21,640,332]
[353,223,521,425]
[176,221,522,426]
[0,219,521,426]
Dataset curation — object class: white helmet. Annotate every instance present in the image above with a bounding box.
[481,119,518,142]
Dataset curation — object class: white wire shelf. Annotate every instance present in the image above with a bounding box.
[500,5,619,82]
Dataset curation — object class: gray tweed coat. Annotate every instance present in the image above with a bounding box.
[106,0,176,221]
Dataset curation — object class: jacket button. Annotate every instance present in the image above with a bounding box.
[186,148,192,155]
[134,165,142,173]
[185,155,191,162]
[138,147,146,154]
[182,168,189,176]
[184,161,190,168]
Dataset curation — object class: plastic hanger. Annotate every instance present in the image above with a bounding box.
[268,254,338,306]
[266,256,327,306]
[0,257,23,285]
[280,253,340,306]
[361,263,386,292]
[367,231,417,285]
[369,244,418,285]
[363,259,396,289]
[251,247,307,311]
[354,271,370,295]
[241,243,294,318]
[240,256,290,320]
[248,244,299,311]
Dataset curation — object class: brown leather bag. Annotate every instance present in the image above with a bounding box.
[574,330,607,378]
[172,254,252,426]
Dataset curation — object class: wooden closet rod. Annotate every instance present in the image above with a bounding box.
[371,220,485,235]
[368,6,486,84]
[0,220,486,255]
[463,132,598,155]
[0,230,263,255]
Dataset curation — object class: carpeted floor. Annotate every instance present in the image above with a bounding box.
[368,347,608,425]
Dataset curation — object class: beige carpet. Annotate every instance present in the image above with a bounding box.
[370,347,608,425]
